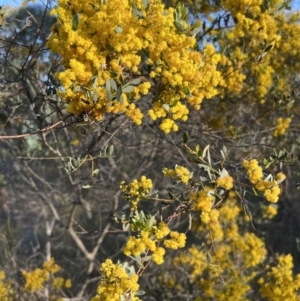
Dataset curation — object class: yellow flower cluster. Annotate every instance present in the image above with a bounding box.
[234,232,266,268]
[48,0,224,132]
[175,194,267,300]
[258,254,300,301]
[190,187,216,224]
[43,257,61,274]
[52,277,72,289]
[91,259,140,301]
[159,118,179,134]
[162,165,193,184]
[273,117,292,137]
[242,159,263,184]
[163,231,186,249]
[0,271,14,301]
[262,204,278,219]
[243,159,285,203]
[218,0,281,100]
[188,0,300,113]
[22,268,49,293]
[151,247,166,265]
[215,175,234,190]
[243,159,284,203]
[22,257,71,293]
[120,176,153,211]
[124,222,186,265]
[124,231,157,257]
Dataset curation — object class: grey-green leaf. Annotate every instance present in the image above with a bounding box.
[116,86,122,101]
[191,26,202,37]
[174,21,185,32]
[163,104,170,112]
[131,78,142,85]
[72,13,80,31]
[89,3,99,11]
[108,145,114,156]
[122,85,134,93]
[183,131,189,144]
[110,79,117,92]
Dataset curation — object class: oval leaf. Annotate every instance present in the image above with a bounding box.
[72,13,80,31]
[122,85,134,93]
[131,78,142,85]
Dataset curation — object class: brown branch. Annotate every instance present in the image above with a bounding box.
[0,120,63,140]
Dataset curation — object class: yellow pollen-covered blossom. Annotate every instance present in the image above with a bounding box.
[215,175,234,190]
[258,254,300,301]
[43,257,61,274]
[191,187,215,213]
[22,257,61,293]
[273,117,292,137]
[163,165,193,184]
[152,247,166,265]
[64,279,72,289]
[264,183,281,203]
[155,221,171,240]
[243,160,284,203]
[164,231,186,249]
[262,204,278,219]
[48,0,224,132]
[92,259,140,301]
[0,271,14,300]
[120,176,153,211]
[243,159,263,184]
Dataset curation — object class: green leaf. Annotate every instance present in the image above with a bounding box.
[191,26,202,37]
[195,144,201,156]
[119,94,124,105]
[110,79,117,92]
[106,89,113,101]
[188,212,192,230]
[183,131,189,144]
[163,104,170,112]
[123,223,130,231]
[89,3,99,11]
[116,86,122,101]
[132,4,143,19]
[122,85,134,93]
[131,78,142,85]
[108,145,114,156]
[142,0,150,11]
[87,75,98,87]
[92,169,100,176]
[183,86,192,97]
[202,145,210,159]
[105,79,111,91]
[110,71,118,78]
[135,255,142,265]
[206,252,212,263]
[263,43,274,53]
[72,13,80,31]
[142,256,151,262]
[219,168,228,178]
[200,176,207,182]
[92,92,98,103]
[174,21,185,32]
